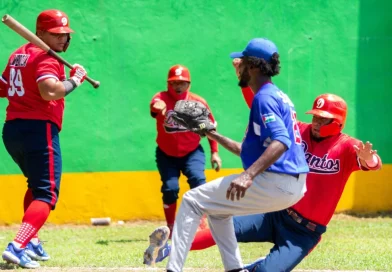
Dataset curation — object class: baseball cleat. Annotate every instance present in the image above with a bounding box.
[143,226,170,266]
[2,242,40,269]
[25,241,50,261]
[244,256,266,271]
[155,242,171,263]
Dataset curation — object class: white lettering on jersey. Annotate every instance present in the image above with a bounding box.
[302,141,340,174]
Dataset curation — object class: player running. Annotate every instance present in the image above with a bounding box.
[149,64,221,238]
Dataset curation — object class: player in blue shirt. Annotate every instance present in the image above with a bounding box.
[242,83,308,175]
[146,38,309,272]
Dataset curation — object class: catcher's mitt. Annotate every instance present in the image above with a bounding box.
[172,100,216,136]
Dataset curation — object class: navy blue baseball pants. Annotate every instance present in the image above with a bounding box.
[156,145,206,204]
[234,210,326,272]
[2,119,62,209]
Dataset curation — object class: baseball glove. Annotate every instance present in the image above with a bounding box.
[172,100,216,136]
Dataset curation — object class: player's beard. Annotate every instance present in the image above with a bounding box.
[238,69,250,87]
[310,129,327,142]
[238,79,248,87]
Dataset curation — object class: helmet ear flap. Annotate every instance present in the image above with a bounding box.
[63,34,71,52]
[319,120,342,137]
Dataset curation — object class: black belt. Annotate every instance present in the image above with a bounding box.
[289,173,300,179]
[286,208,326,233]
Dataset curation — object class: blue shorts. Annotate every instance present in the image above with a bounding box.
[2,119,62,209]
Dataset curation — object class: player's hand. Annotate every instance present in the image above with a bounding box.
[152,100,167,115]
[70,64,87,86]
[232,58,241,80]
[226,172,253,201]
[211,152,222,172]
[353,141,377,161]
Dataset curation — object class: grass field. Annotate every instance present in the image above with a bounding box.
[0,213,391,272]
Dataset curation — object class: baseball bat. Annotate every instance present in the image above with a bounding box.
[1,14,100,89]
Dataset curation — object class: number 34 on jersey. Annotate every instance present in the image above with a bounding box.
[8,68,25,97]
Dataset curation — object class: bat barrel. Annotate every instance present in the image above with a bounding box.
[2,14,10,22]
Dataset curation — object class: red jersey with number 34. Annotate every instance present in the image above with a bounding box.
[0,43,66,130]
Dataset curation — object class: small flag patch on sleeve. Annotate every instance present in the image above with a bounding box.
[262,113,276,124]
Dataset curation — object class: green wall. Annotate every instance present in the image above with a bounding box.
[0,0,390,174]
[357,0,391,162]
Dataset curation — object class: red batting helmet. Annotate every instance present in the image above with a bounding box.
[306,94,347,137]
[167,65,191,82]
[36,10,74,33]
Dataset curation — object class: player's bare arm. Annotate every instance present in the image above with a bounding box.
[206,130,242,156]
[38,78,69,100]
[210,152,222,172]
[354,141,382,170]
[226,140,287,201]
[38,65,87,101]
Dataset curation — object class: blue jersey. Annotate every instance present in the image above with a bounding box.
[240,83,309,175]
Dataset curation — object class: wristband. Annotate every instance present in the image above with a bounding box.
[365,154,378,168]
[63,79,77,96]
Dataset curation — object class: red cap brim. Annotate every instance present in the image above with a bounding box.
[47,26,74,33]
[305,109,335,119]
[168,76,190,82]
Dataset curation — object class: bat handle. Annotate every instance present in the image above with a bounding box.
[48,50,100,89]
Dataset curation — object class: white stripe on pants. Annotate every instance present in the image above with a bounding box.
[166,172,307,272]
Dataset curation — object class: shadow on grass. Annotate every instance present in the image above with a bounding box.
[339,211,392,218]
[96,238,146,245]
[0,262,17,270]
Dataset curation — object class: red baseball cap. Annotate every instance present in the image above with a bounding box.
[36,9,74,33]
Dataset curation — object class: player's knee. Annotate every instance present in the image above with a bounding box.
[162,189,179,204]
[188,177,206,189]
[31,187,58,208]
[182,192,203,216]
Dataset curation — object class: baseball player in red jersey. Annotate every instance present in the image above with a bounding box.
[0,10,87,269]
[149,65,221,239]
[145,59,382,272]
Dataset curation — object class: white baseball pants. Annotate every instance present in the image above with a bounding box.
[166,171,307,272]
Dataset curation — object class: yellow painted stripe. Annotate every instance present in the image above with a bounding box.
[0,166,391,224]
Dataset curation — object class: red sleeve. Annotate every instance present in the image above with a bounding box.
[241,87,254,108]
[35,54,63,83]
[0,87,5,98]
[0,76,7,97]
[0,64,10,97]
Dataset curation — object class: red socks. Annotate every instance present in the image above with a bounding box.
[163,202,177,233]
[14,200,51,248]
